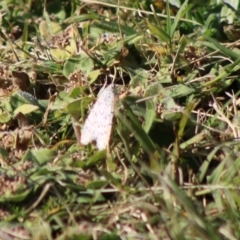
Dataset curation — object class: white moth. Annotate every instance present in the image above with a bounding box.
[80,84,115,150]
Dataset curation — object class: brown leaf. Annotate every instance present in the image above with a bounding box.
[12,71,30,91]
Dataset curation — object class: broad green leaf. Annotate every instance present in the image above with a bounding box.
[145,82,165,98]
[31,148,57,165]
[10,92,44,112]
[14,104,39,115]
[88,69,101,84]
[50,38,77,61]
[100,41,124,66]
[0,108,11,123]
[129,68,149,87]
[165,84,195,98]
[67,87,81,98]
[63,54,95,78]
[65,99,82,118]
[39,20,62,40]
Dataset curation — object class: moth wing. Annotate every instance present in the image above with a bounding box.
[94,84,115,149]
[80,103,98,145]
[95,96,114,150]
[80,84,115,149]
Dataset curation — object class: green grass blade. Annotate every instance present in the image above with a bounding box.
[143,100,155,133]
[170,0,194,38]
[172,98,199,162]
[116,102,156,155]
[202,35,240,60]
[166,0,172,39]
[147,19,170,42]
[116,101,161,170]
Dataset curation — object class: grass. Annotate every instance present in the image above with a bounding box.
[1,0,240,239]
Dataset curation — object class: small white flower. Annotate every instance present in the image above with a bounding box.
[80,84,115,150]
